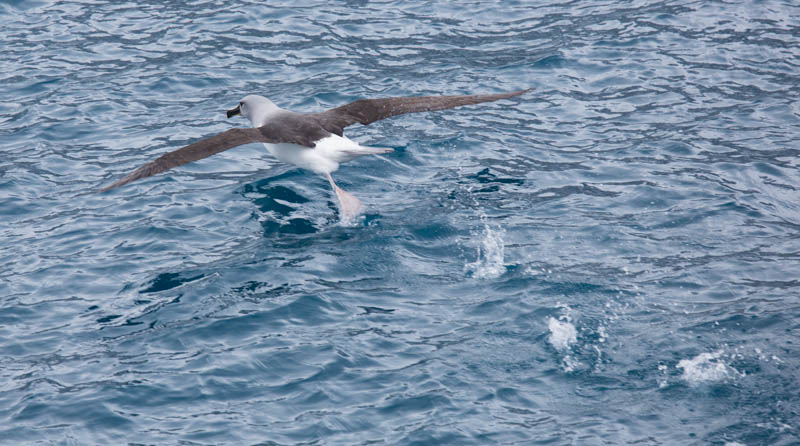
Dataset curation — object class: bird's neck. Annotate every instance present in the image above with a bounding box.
[250,107,279,128]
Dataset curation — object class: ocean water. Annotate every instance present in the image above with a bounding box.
[1,0,799,444]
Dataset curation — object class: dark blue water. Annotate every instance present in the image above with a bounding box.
[2,0,799,444]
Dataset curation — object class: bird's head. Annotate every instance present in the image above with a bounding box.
[227,95,278,127]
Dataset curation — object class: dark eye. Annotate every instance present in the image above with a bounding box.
[239,102,244,106]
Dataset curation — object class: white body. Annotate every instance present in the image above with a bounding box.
[237,94,390,223]
[240,94,382,175]
[262,135,366,175]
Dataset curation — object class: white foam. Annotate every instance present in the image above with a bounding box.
[677,351,733,384]
[657,364,669,388]
[465,224,505,279]
[597,325,607,343]
[545,307,583,372]
[548,317,577,351]
[561,355,581,373]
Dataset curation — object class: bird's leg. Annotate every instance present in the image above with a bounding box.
[326,173,362,223]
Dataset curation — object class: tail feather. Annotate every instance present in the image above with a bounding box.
[345,145,394,156]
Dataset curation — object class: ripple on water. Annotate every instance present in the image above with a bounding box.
[1,0,800,445]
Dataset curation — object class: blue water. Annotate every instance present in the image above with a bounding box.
[2,0,799,444]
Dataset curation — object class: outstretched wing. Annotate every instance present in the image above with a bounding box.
[99,127,269,192]
[100,90,531,191]
[100,112,337,192]
[310,89,531,136]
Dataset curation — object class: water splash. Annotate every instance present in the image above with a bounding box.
[465,223,505,279]
[547,316,577,351]
[337,209,363,227]
[547,309,581,372]
[677,351,741,385]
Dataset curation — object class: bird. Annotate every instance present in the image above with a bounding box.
[100,89,530,221]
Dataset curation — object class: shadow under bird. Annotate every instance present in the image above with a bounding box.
[100,89,530,220]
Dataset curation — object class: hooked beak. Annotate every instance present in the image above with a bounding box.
[226,105,241,119]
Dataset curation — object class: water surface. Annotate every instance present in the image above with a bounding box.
[1,0,799,444]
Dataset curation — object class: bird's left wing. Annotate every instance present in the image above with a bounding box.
[99,127,269,192]
[309,89,531,136]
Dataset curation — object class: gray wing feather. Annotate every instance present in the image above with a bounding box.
[100,90,530,191]
[310,89,531,136]
[100,115,334,191]
[99,127,269,192]
[265,111,332,147]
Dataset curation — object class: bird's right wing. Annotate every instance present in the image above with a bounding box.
[99,110,339,192]
[310,89,531,136]
[99,127,269,192]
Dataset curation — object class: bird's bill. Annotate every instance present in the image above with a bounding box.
[226,105,241,118]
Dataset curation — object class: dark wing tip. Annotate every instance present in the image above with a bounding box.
[97,163,157,192]
[500,88,533,98]
[98,178,133,193]
[98,175,128,193]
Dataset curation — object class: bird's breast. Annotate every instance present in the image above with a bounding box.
[262,142,339,175]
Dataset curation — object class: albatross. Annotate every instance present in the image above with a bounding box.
[100,89,530,220]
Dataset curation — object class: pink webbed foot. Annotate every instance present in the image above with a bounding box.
[326,174,362,224]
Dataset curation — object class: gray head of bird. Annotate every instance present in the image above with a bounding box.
[226,95,279,127]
